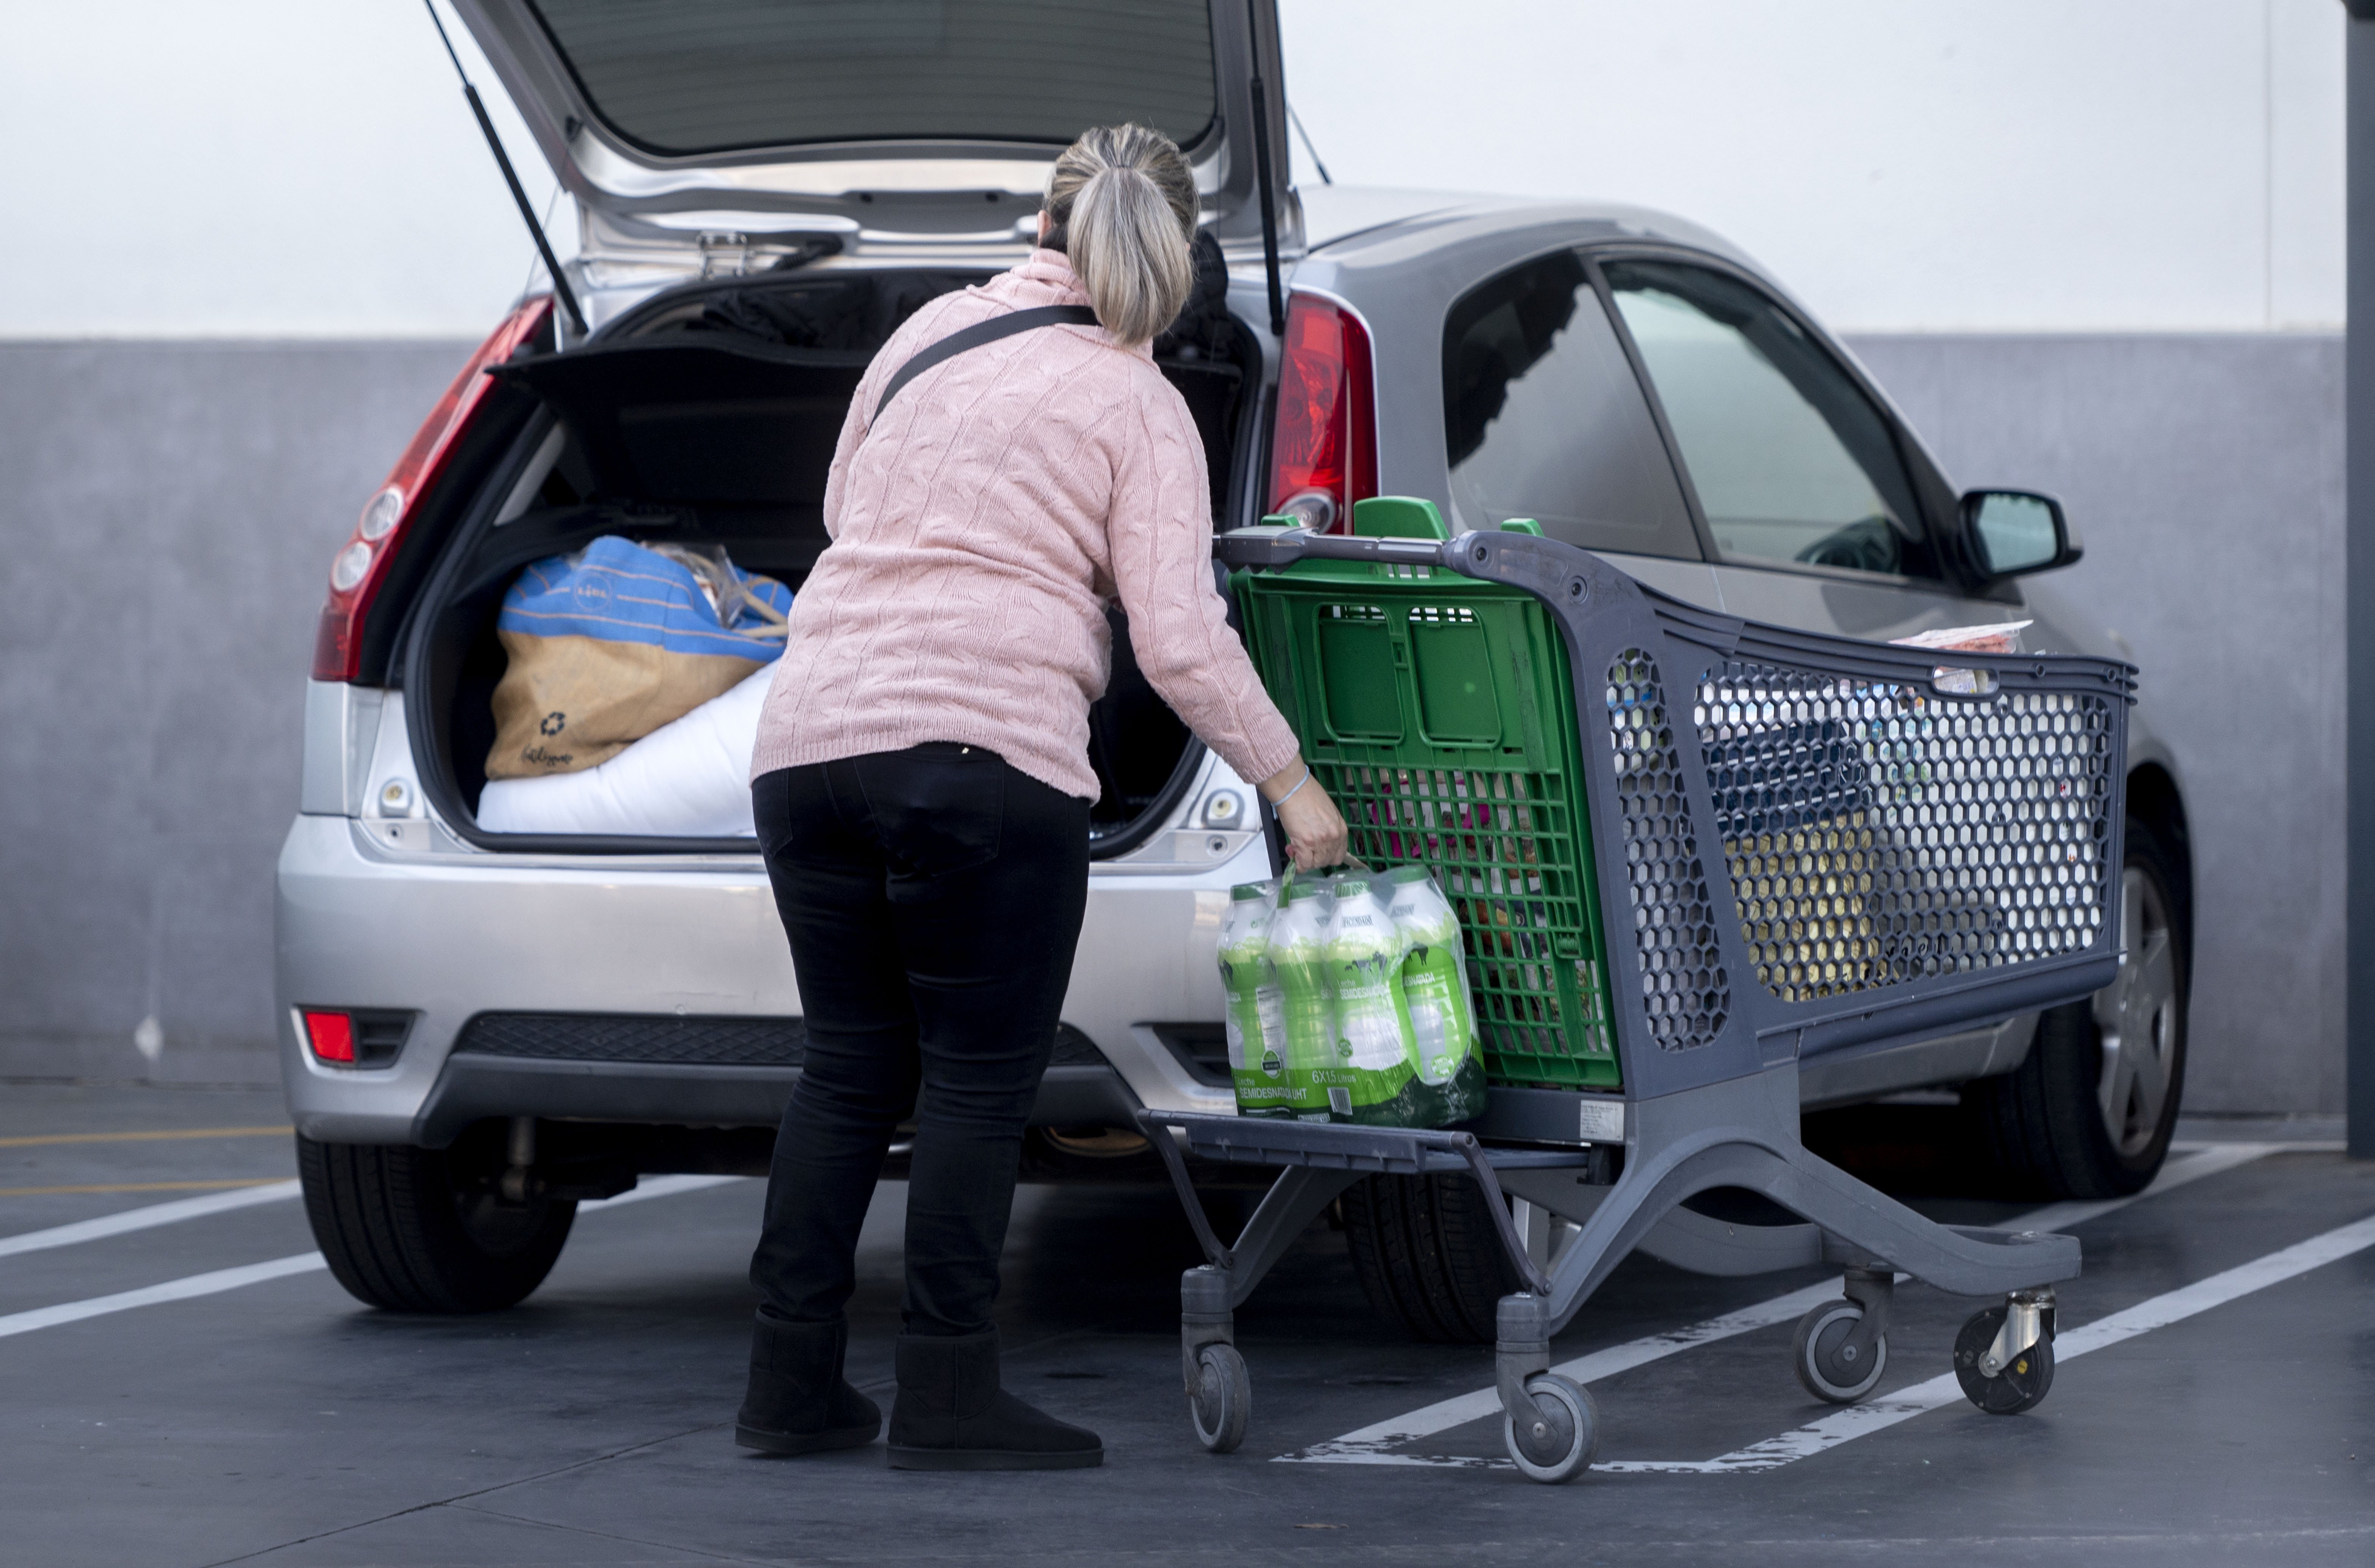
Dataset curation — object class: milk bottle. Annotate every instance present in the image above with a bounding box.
[1216,882,1294,1117]
[1318,876,1424,1125]
[1386,864,1488,1126]
[1263,878,1338,1122]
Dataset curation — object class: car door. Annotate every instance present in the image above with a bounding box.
[449,0,1297,294]
[1596,253,2029,646]
[1437,246,1723,610]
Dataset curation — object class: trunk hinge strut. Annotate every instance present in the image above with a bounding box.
[1243,0,1287,339]
[422,0,588,338]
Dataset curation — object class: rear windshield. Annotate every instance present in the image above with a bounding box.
[528,0,1219,155]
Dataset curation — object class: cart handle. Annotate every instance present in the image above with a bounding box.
[1213,525,1453,571]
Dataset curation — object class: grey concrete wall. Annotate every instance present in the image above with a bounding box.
[0,334,2346,1111]
[1847,334,2346,1115]
[0,342,473,1086]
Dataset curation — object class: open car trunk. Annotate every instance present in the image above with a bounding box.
[403,256,1260,855]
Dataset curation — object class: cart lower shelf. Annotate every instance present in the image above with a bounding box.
[1137,1067,2076,1482]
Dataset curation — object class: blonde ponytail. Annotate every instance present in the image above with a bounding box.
[1043,124,1199,347]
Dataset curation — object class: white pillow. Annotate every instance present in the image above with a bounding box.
[477,663,773,837]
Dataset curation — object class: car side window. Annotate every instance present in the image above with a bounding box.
[1603,259,1938,580]
[1442,249,1700,560]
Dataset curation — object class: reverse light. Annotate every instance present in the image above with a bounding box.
[329,542,373,592]
[312,296,555,682]
[359,487,404,540]
[303,1011,357,1065]
[1266,291,1377,533]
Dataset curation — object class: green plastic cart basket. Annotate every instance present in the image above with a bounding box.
[1230,497,1620,1090]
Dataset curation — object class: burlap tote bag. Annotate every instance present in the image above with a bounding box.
[487,536,790,779]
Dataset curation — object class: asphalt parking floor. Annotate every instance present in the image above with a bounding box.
[0,1083,2367,1567]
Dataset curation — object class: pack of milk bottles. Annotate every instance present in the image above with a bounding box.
[1215,864,1487,1127]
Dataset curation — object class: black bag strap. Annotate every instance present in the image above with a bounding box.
[873,304,1099,422]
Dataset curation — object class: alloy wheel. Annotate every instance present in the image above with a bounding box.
[2092,866,2178,1159]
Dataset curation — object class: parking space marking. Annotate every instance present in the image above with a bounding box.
[0,1172,746,1269]
[0,1172,750,1344]
[1600,1209,2375,1474]
[585,1174,746,1208]
[1286,1280,1850,1464]
[0,1252,328,1340]
[2011,1141,2302,1233]
[0,1178,290,1199]
[0,1126,291,1150]
[1281,1142,2279,1466]
[0,1180,304,1260]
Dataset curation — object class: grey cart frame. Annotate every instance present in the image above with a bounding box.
[1147,526,2135,1480]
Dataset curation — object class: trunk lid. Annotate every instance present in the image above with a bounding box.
[449,0,1297,256]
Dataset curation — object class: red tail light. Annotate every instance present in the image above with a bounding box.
[303,1011,357,1065]
[311,296,556,682]
[1266,291,1377,533]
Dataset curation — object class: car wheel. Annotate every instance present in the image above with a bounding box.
[1970,819,2189,1199]
[297,1128,575,1312]
[1340,1172,1520,1343]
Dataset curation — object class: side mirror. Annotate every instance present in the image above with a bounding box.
[1963,489,2081,577]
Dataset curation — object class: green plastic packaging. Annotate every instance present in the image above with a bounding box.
[1386,864,1488,1126]
[1227,517,1625,1092]
[1316,876,1428,1125]
[1216,881,1298,1117]
[1263,877,1340,1121]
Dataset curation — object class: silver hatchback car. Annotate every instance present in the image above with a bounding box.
[279,0,2191,1334]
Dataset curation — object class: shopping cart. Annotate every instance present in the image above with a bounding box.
[1140,498,2134,1482]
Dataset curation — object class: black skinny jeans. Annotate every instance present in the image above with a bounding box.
[748,745,1089,1337]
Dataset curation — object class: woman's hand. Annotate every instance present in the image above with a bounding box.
[1260,759,1348,873]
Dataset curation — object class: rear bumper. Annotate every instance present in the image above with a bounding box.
[276,811,1250,1145]
[411,1054,1140,1147]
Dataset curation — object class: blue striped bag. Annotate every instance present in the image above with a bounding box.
[487,536,791,779]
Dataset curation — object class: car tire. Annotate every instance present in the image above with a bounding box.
[1969,818,2189,1199]
[297,1131,576,1313]
[1340,1172,1521,1343]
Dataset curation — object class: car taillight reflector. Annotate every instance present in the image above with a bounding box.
[311,295,555,682]
[303,1011,356,1065]
[1266,291,1377,533]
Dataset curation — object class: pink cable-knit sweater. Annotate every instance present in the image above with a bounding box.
[752,251,1302,801]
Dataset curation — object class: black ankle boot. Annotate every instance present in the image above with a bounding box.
[886,1328,1103,1471]
[735,1313,882,1455]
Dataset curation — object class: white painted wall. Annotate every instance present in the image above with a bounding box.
[0,1,569,338]
[1282,0,2346,332]
[0,0,2345,337]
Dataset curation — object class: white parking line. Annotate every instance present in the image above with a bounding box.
[0,1252,328,1340]
[584,1173,746,1209]
[0,1174,752,1343]
[1603,1210,2375,1473]
[0,1172,747,1269]
[1281,1142,2280,1466]
[2003,1141,2286,1234]
[0,1180,303,1261]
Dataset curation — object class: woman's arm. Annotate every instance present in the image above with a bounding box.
[1107,388,1348,871]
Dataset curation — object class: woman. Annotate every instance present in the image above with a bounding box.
[734,123,1347,1471]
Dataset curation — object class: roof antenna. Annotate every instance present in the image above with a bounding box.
[1243,0,1287,338]
[420,0,587,336]
[1286,103,1332,186]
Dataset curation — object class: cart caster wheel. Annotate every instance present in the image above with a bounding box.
[1953,1306,2055,1414]
[1189,1343,1250,1453]
[1503,1372,1599,1484]
[1790,1299,1887,1404]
